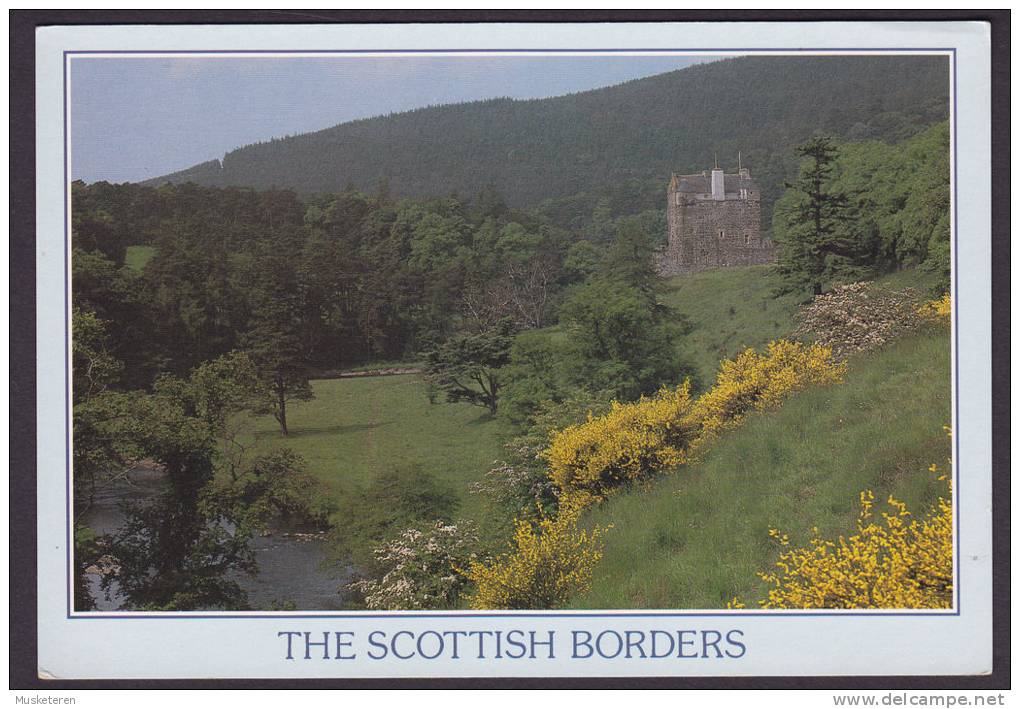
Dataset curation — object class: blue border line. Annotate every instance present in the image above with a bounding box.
[951,48,961,614]
[65,47,957,54]
[64,53,73,619]
[75,611,957,620]
[63,47,960,620]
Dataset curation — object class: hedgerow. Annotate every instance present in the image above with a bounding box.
[469,295,947,611]
[465,340,844,610]
[917,293,951,321]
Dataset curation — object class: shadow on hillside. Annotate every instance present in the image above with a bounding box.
[464,412,498,426]
[285,421,395,438]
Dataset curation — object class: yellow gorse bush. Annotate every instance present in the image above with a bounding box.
[756,449,953,609]
[462,493,609,610]
[544,382,696,496]
[917,293,951,321]
[686,340,846,449]
[469,340,849,610]
[544,340,846,497]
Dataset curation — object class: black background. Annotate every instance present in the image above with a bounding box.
[9,8,1011,690]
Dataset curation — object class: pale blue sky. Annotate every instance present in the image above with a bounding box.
[70,55,717,183]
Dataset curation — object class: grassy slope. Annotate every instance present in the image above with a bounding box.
[663,265,939,389]
[238,374,508,525]
[662,266,803,388]
[574,326,951,609]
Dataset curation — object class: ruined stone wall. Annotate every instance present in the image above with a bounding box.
[658,193,775,277]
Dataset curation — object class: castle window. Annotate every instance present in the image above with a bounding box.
[718,229,725,240]
[744,233,750,245]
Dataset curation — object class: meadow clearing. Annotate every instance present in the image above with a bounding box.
[236,372,510,527]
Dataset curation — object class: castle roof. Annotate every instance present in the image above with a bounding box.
[669,171,759,194]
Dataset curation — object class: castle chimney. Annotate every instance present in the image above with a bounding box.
[711,167,725,201]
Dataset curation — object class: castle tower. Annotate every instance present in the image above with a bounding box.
[658,163,774,276]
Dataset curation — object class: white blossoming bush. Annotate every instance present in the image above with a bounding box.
[348,521,478,610]
[794,282,923,358]
[470,441,559,518]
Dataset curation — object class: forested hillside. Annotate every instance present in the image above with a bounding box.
[148,55,949,219]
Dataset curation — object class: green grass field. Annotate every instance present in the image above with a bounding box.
[573,326,951,609]
[662,266,804,388]
[237,374,509,526]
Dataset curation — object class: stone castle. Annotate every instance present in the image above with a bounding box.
[656,164,775,276]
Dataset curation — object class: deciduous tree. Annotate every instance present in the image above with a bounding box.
[422,318,515,415]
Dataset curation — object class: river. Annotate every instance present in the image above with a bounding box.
[80,464,354,611]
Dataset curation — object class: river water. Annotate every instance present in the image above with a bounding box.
[81,465,354,611]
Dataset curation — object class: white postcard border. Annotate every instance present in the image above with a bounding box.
[35,21,992,679]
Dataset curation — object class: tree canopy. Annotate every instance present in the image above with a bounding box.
[773,123,951,294]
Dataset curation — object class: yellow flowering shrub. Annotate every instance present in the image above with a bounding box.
[757,465,953,609]
[462,494,609,609]
[544,382,696,496]
[917,293,951,321]
[544,341,845,497]
[685,340,846,448]
[476,340,851,610]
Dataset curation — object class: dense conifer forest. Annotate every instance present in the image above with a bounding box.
[148,55,949,221]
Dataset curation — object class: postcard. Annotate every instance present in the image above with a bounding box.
[26,18,998,682]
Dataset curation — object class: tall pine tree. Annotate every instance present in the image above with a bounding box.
[774,136,860,295]
[241,238,315,436]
